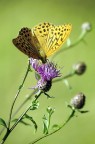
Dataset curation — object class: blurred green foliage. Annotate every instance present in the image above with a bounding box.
[0,0,95,144]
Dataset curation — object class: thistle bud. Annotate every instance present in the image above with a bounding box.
[81,22,92,32]
[73,62,86,75]
[70,92,86,109]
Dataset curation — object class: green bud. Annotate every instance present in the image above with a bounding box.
[73,62,86,75]
[70,92,86,109]
[81,22,92,32]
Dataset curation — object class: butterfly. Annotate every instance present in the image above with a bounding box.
[12,22,72,63]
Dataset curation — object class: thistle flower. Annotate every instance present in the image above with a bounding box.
[30,58,61,92]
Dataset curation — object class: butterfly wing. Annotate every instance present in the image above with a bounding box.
[12,23,72,61]
[33,22,53,57]
[45,24,72,57]
[12,27,42,59]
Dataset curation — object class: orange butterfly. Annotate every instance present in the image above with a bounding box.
[12,22,72,63]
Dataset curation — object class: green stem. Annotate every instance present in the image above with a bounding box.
[53,71,75,83]
[11,90,36,119]
[0,105,32,144]
[0,60,30,143]
[7,60,30,129]
[0,90,36,136]
[0,90,42,144]
[48,115,51,132]
[29,109,75,144]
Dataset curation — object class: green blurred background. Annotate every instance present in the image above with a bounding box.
[0,0,95,143]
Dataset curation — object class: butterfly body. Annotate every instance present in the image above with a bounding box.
[12,22,72,63]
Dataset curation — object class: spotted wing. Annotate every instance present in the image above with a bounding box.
[45,24,72,57]
[33,22,52,52]
[12,27,42,59]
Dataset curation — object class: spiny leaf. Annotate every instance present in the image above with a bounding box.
[52,124,60,130]
[0,117,7,128]
[25,114,38,132]
[43,115,49,135]
[30,100,39,110]
[78,110,89,113]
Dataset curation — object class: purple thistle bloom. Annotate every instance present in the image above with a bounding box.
[30,58,61,80]
[37,62,61,81]
[30,58,61,92]
[30,58,40,71]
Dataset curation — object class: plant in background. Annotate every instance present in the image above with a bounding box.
[0,22,91,144]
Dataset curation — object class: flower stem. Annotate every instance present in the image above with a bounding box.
[0,90,36,136]
[0,60,31,143]
[53,71,75,83]
[7,60,30,129]
[0,105,32,144]
[0,90,42,144]
[11,90,36,119]
[29,109,75,144]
